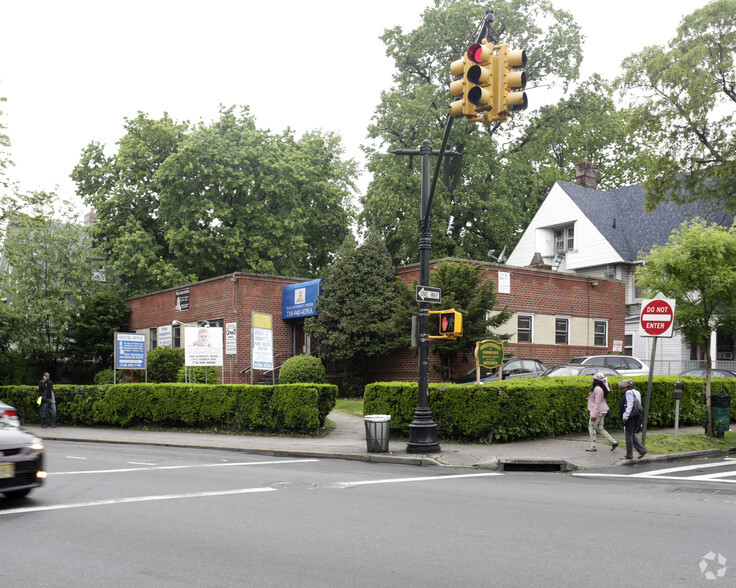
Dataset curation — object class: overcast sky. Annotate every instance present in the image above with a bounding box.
[0,0,711,219]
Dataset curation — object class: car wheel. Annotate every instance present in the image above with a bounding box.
[3,488,31,499]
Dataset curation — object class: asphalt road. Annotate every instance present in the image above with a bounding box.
[2,441,733,587]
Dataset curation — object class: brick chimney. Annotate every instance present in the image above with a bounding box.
[575,158,598,189]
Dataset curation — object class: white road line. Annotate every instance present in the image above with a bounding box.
[574,472,736,483]
[64,456,87,460]
[631,461,736,477]
[0,487,277,516]
[49,458,320,476]
[128,462,156,466]
[334,472,503,488]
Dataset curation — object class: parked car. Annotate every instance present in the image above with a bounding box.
[455,358,548,384]
[0,423,45,499]
[568,355,650,376]
[539,364,621,378]
[680,368,736,378]
[0,401,20,427]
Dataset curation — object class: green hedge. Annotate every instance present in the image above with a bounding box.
[0,383,337,434]
[364,376,736,443]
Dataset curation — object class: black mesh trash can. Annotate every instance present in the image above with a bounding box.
[711,393,731,438]
[364,414,391,453]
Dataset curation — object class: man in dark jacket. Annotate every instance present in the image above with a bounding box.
[38,372,56,428]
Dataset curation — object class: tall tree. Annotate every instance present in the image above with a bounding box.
[305,232,408,395]
[66,289,131,383]
[360,0,645,266]
[635,219,736,437]
[426,261,512,381]
[1,203,105,374]
[616,0,736,211]
[73,107,357,295]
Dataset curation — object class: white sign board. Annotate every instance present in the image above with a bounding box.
[252,313,274,371]
[158,325,172,347]
[498,271,510,294]
[225,322,237,355]
[184,327,223,366]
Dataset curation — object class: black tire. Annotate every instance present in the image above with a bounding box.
[3,488,31,499]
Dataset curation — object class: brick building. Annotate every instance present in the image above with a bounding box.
[126,260,624,386]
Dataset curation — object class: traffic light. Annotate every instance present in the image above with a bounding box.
[493,44,527,122]
[429,309,463,339]
[449,41,494,121]
[466,41,494,114]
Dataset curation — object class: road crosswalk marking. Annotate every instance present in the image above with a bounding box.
[575,458,736,483]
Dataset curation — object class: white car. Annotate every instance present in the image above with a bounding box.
[568,355,650,376]
[0,401,20,427]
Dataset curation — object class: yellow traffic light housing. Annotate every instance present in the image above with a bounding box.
[449,40,495,122]
[492,44,527,122]
[429,309,463,340]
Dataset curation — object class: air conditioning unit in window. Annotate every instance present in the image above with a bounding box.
[717,351,733,360]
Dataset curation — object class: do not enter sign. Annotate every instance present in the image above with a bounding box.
[639,294,676,337]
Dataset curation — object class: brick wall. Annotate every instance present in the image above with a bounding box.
[126,273,309,384]
[126,260,625,387]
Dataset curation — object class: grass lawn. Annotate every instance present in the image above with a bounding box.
[333,398,363,416]
[631,430,736,455]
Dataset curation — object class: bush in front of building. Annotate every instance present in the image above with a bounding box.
[148,347,185,383]
[278,354,327,385]
[1,382,337,433]
[176,365,218,384]
[363,376,736,443]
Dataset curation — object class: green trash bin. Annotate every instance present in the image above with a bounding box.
[711,393,731,438]
[364,414,391,453]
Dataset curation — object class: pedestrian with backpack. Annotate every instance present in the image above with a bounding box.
[586,373,618,452]
[618,378,647,459]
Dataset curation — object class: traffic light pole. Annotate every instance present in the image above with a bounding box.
[393,138,457,453]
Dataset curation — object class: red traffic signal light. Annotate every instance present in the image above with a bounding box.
[430,309,463,339]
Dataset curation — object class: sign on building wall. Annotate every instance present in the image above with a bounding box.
[225,322,237,355]
[252,312,274,370]
[114,332,146,370]
[174,288,190,312]
[158,325,172,347]
[498,271,510,294]
[184,326,223,366]
[282,279,322,319]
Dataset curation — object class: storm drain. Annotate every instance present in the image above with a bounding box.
[498,459,575,472]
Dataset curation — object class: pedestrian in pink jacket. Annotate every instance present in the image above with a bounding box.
[586,373,618,452]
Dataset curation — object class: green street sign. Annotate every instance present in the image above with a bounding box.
[476,339,504,368]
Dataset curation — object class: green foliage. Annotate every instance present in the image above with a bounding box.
[73,108,356,295]
[363,376,734,443]
[0,383,337,433]
[147,347,185,383]
[306,232,409,394]
[66,289,131,382]
[279,355,327,384]
[359,0,647,266]
[1,205,105,371]
[616,0,736,211]
[93,369,134,385]
[177,365,218,384]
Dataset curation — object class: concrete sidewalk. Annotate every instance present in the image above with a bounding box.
[25,412,729,471]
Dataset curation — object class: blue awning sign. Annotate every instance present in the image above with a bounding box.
[282,279,322,319]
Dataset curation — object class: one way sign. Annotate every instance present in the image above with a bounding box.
[416,286,442,303]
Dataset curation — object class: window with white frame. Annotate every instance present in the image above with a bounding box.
[517,314,533,343]
[594,320,607,347]
[554,226,575,252]
[555,317,569,344]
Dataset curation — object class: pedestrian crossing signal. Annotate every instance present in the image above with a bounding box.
[429,309,463,339]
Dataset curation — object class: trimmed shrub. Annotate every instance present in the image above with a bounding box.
[279,355,326,385]
[147,347,185,383]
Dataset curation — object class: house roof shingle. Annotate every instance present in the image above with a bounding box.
[558,181,734,261]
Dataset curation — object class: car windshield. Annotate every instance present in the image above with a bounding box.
[568,357,586,364]
[544,366,582,376]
